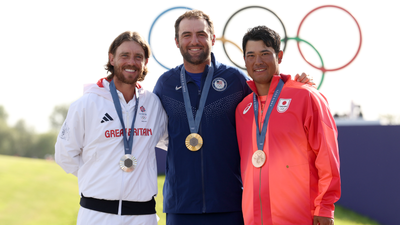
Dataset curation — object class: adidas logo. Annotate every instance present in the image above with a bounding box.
[101,113,114,123]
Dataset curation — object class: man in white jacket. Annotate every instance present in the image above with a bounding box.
[55,31,167,225]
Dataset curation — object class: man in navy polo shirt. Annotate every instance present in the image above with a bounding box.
[153,9,312,225]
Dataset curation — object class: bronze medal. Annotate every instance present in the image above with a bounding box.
[119,154,137,172]
[185,133,203,151]
[252,150,266,168]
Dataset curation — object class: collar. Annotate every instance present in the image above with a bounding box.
[246,74,291,96]
[210,52,220,71]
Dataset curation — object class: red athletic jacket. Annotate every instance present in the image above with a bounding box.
[235,74,340,225]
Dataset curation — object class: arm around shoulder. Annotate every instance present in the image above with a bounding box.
[154,94,168,151]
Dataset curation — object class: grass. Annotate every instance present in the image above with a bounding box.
[0,155,79,225]
[334,205,380,225]
[155,175,166,224]
[0,155,379,225]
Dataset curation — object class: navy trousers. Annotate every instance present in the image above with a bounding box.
[167,211,244,225]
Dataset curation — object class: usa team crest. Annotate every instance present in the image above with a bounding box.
[277,99,291,113]
[212,78,227,91]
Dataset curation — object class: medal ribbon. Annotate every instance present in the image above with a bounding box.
[253,79,284,151]
[180,64,214,134]
[109,80,139,155]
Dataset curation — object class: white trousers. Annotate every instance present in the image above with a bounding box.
[77,207,158,225]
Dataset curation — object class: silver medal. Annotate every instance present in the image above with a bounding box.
[119,154,137,172]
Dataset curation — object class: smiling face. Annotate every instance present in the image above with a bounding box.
[244,40,283,87]
[175,18,215,66]
[109,41,148,85]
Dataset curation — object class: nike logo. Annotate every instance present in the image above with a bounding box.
[175,86,182,90]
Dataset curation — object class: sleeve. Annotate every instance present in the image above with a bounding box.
[156,127,169,151]
[54,100,85,177]
[155,95,169,151]
[238,69,252,96]
[153,75,169,151]
[305,91,341,218]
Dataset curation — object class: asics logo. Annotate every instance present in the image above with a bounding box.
[175,86,182,90]
[243,103,252,114]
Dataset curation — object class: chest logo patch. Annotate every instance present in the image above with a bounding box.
[139,105,148,122]
[277,99,291,113]
[212,78,227,91]
[243,103,252,114]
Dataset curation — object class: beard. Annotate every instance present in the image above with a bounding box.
[114,65,142,85]
[179,44,211,65]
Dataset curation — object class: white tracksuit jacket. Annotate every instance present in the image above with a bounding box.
[55,78,167,225]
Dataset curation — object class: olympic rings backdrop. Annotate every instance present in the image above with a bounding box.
[148,5,362,90]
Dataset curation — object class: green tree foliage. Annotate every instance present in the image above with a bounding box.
[49,104,69,131]
[0,105,8,121]
[0,105,68,159]
[31,132,58,158]
[0,106,13,155]
[12,120,35,157]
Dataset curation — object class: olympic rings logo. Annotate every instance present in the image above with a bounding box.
[148,5,362,89]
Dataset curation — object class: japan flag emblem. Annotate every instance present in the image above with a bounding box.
[277,99,291,113]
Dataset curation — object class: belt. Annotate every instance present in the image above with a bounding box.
[80,194,156,215]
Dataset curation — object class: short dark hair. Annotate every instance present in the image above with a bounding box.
[242,26,281,57]
[174,10,214,40]
[105,31,151,81]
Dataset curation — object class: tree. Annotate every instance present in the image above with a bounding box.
[32,132,58,158]
[0,105,8,121]
[11,119,35,157]
[49,104,70,131]
[0,106,12,155]
[0,104,71,158]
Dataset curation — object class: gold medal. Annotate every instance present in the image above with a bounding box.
[252,150,266,168]
[185,133,203,151]
[119,154,137,172]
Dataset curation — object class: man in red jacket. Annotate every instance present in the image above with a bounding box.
[235,25,340,225]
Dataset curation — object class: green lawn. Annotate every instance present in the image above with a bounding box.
[0,155,380,225]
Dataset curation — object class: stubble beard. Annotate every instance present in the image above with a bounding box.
[114,65,142,85]
[180,45,210,65]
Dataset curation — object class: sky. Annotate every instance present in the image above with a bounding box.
[1,0,399,133]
